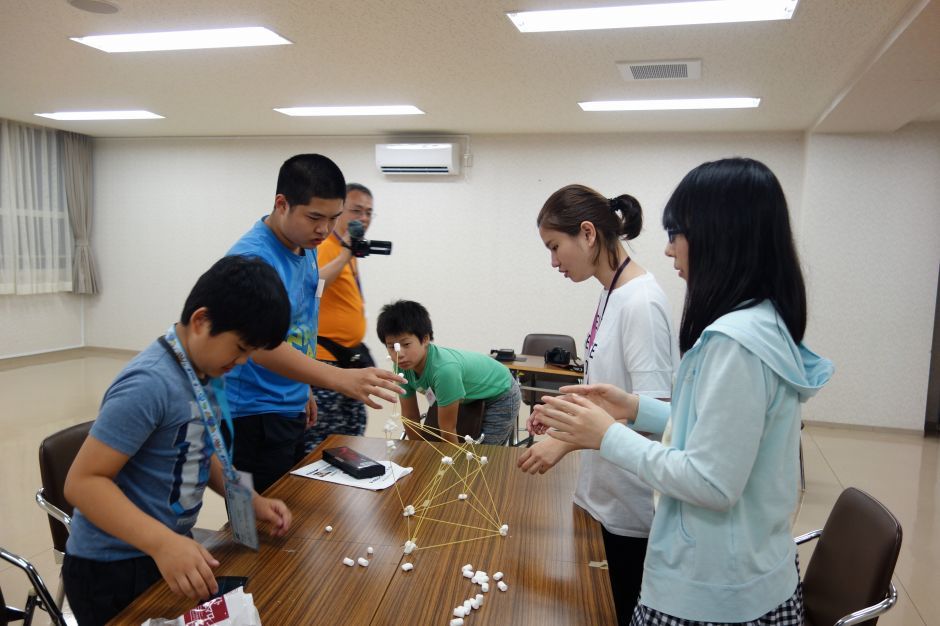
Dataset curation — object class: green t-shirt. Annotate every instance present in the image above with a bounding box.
[401,343,512,406]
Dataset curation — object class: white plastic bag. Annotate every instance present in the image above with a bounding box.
[141,587,261,626]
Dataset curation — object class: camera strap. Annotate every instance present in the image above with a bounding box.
[585,256,631,372]
[332,230,362,297]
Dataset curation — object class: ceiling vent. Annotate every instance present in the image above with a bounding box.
[617,59,702,81]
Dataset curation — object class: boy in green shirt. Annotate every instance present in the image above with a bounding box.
[376,300,520,445]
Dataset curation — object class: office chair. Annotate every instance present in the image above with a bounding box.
[795,487,902,625]
[516,333,579,446]
[36,420,93,609]
[0,546,67,626]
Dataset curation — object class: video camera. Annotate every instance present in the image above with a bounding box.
[346,220,392,258]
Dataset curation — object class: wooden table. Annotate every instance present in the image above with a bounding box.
[111,435,614,625]
[501,354,585,381]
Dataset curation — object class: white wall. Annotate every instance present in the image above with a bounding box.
[82,131,804,352]
[799,123,940,430]
[4,124,937,430]
[0,293,83,358]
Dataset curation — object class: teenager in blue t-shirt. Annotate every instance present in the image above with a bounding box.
[63,256,294,625]
[224,154,403,493]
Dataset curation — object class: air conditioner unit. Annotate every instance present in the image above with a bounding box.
[375,143,459,175]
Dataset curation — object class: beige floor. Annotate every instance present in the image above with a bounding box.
[1,349,937,625]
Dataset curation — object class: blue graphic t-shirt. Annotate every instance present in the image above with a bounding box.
[224,217,320,417]
[66,339,216,561]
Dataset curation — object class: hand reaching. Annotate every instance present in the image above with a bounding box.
[339,367,405,408]
[556,383,638,424]
[253,496,292,537]
[536,394,617,450]
[152,533,219,601]
[517,437,574,475]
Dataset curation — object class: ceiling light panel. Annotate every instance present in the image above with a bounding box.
[579,98,761,111]
[274,106,424,117]
[71,27,291,53]
[508,1,799,32]
[35,110,164,120]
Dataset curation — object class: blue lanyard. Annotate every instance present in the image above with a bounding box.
[163,325,240,484]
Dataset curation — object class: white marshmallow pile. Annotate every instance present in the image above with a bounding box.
[449,564,505,623]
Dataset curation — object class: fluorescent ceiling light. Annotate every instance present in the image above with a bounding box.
[71,27,291,53]
[35,110,164,120]
[508,1,799,32]
[579,98,761,111]
[274,105,424,117]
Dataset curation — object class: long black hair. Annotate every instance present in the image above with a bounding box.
[663,158,806,354]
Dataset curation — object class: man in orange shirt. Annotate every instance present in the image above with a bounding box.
[304,183,376,452]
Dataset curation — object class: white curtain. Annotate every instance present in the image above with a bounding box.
[0,119,73,294]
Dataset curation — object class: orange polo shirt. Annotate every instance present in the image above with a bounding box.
[315,233,367,361]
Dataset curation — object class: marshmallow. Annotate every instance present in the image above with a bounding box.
[458,493,468,500]
[480,456,488,465]
[325,525,333,533]
[499,524,509,536]
[342,557,354,566]
[394,342,401,352]
[462,569,475,579]
[403,504,415,517]
[453,607,466,618]
[450,620,464,626]
[386,440,395,448]
[465,452,474,461]
[461,563,473,572]
[470,598,481,610]
[463,600,472,611]
[441,456,454,465]
[401,562,414,572]
[357,557,369,567]
[475,594,484,605]
[367,546,374,555]
[497,581,508,592]
[481,582,489,593]
[493,571,503,581]
[464,434,474,444]
[403,540,416,554]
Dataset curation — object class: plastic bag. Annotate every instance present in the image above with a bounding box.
[141,587,261,626]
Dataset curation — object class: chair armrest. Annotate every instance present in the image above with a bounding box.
[35,489,71,531]
[836,582,898,626]
[794,529,821,545]
[0,547,66,625]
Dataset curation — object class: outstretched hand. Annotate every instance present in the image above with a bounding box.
[536,394,617,451]
[339,367,405,408]
[152,533,219,601]
[517,437,573,475]
[555,383,639,424]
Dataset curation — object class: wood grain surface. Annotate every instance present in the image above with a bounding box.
[109,435,615,625]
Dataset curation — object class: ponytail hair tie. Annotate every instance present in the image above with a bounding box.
[608,198,619,213]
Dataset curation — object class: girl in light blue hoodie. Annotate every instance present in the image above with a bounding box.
[533,158,833,625]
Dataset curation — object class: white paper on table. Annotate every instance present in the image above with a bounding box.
[290,459,412,490]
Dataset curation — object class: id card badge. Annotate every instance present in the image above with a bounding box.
[424,388,436,406]
[224,470,259,551]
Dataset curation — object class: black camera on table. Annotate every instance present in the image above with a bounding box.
[345,220,392,258]
[544,347,571,366]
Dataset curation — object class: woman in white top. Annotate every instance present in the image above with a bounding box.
[518,184,677,622]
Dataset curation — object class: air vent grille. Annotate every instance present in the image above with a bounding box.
[617,59,702,81]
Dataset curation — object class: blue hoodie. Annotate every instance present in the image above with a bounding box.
[600,299,833,622]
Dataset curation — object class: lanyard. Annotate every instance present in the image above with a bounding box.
[585,256,631,374]
[162,325,240,484]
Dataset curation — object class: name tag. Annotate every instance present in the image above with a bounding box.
[424,388,436,406]
[224,471,259,551]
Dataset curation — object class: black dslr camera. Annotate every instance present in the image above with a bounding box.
[345,220,392,258]
[544,347,571,366]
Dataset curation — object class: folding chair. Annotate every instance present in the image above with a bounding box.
[0,547,67,626]
[796,487,903,625]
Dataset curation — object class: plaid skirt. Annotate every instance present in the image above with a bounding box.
[630,557,804,626]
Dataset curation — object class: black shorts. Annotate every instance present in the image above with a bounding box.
[228,412,306,494]
[62,552,161,626]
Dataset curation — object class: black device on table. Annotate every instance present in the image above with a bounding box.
[323,446,386,479]
[203,576,248,602]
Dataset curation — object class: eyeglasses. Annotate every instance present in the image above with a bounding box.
[666,227,683,243]
[349,208,374,218]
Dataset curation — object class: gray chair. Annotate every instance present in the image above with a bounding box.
[796,487,902,625]
[516,333,579,446]
[0,547,66,626]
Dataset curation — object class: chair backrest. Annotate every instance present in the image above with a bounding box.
[520,333,579,407]
[423,400,486,442]
[802,487,902,626]
[38,421,94,553]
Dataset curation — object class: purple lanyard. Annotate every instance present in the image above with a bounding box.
[585,257,631,368]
